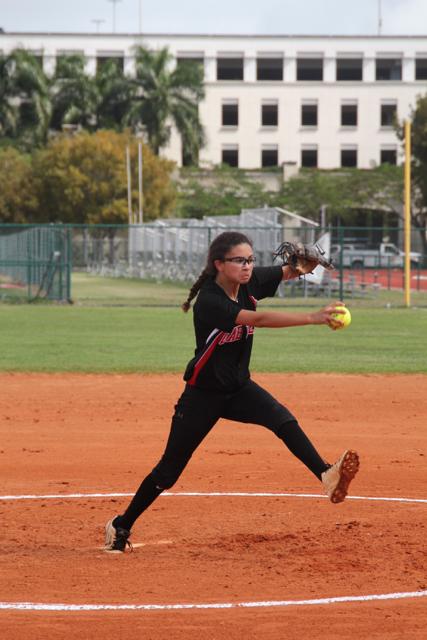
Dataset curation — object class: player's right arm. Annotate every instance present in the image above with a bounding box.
[235,302,345,330]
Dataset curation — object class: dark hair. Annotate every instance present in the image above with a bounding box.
[182,231,253,312]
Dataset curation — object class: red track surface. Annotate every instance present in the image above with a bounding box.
[342,268,427,291]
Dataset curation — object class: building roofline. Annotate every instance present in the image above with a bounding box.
[1,31,427,39]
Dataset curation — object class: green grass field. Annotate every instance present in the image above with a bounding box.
[1,273,426,373]
[69,273,427,310]
[1,303,426,373]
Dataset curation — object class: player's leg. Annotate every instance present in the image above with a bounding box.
[105,386,224,551]
[223,380,359,500]
[223,380,328,478]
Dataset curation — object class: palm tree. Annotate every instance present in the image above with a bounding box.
[50,54,99,131]
[0,49,51,148]
[0,54,19,139]
[125,47,205,163]
[95,58,133,130]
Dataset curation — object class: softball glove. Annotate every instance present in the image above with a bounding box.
[273,241,334,276]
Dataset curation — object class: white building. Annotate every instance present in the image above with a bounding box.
[1,31,427,169]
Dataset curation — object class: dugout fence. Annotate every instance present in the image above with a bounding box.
[1,217,426,303]
[0,225,72,302]
[69,214,426,301]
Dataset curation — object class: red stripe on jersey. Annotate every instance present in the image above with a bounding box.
[187,331,224,386]
[249,295,258,309]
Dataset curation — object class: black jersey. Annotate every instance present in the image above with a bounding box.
[183,266,283,392]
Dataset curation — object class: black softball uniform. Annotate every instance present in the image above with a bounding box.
[151,266,296,490]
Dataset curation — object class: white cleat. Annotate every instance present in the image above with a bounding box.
[321,450,360,504]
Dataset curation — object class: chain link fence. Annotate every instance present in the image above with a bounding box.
[0,225,72,302]
[1,216,426,303]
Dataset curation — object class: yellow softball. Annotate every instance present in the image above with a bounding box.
[332,305,351,330]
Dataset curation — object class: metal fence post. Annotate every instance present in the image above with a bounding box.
[338,226,344,301]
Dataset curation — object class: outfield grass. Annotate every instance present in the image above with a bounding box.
[0,304,426,373]
[71,273,188,306]
[69,273,427,309]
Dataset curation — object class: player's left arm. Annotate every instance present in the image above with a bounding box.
[281,265,299,281]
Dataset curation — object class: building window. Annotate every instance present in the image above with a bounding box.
[261,146,279,167]
[28,51,43,68]
[261,102,278,126]
[301,102,318,126]
[415,57,427,80]
[96,56,124,73]
[297,57,323,81]
[341,103,358,127]
[380,148,397,165]
[176,57,204,80]
[176,56,204,68]
[381,103,397,127]
[217,57,244,80]
[56,51,85,75]
[341,147,358,168]
[301,147,318,168]
[182,145,199,167]
[257,57,283,81]
[222,102,238,126]
[336,58,363,81]
[376,57,402,81]
[222,146,239,167]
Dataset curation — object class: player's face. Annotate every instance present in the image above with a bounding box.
[218,243,255,284]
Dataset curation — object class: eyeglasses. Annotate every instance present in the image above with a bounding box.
[223,256,256,266]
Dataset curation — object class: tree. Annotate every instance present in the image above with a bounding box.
[0,53,19,139]
[0,147,37,222]
[31,130,176,224]
[95,59,133,130]
[50,54,99,131]
[398,94,427,254]
[124,47,205,162]
[0,49,51,149]
[276,166,404,227]
[175,166,272,218]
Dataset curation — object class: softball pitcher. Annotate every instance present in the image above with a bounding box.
[105,231,359,552]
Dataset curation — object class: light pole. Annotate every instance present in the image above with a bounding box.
[378,0,383,35]
[107,0,122,33]
[91,19,106,33]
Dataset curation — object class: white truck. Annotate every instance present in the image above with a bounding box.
[330,242,422,269]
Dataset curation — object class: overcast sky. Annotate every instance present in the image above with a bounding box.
[1,0,426,35]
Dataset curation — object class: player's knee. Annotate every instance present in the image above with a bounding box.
[274,419,299,440]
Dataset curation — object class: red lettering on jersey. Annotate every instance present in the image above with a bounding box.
[219,325,243,345]
[246,325,255,336]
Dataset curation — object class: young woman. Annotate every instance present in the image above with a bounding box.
[105,231,359,552]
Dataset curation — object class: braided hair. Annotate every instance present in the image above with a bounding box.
[182,231,253,312]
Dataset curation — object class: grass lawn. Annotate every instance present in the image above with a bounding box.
[68,273,427,310]
[70,272,188,306]
[0,304,426,374]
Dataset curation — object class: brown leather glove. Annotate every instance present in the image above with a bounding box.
[273,241,334,276]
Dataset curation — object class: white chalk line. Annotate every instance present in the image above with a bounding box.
[0,491,426,504]
[96,540,173,550]
[0,590,426,612]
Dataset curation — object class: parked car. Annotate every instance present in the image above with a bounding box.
[330,242,422,268]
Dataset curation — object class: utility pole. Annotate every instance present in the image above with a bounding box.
[378,0,383,35]
[107,0,122,33]
[91,19,106,33]
[138,141,143,225]
[126,146,133,224]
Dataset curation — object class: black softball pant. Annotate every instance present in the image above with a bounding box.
[116,380,329,531]
[151,380,297,489]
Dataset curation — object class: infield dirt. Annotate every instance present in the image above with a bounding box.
[0,373,426,639]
